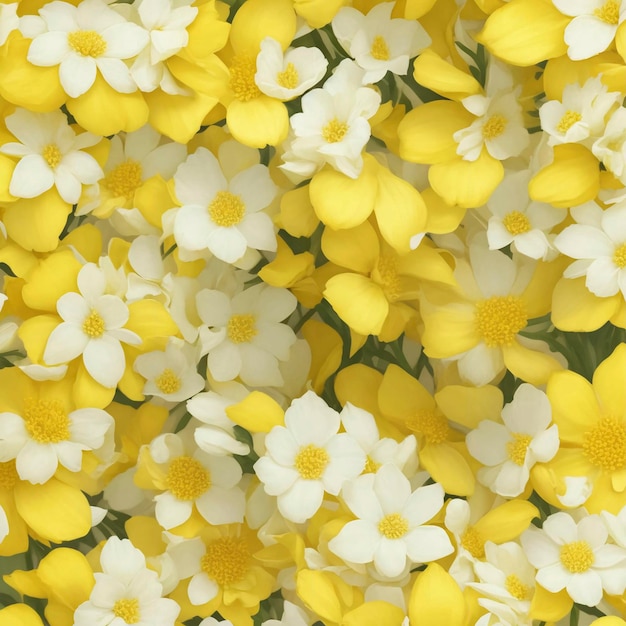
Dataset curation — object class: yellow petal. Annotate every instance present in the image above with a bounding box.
[530,584,572,622]
[258,240,315,287]
[543,53,616,101]
[405,0,439,19]
[185,2,230,57]
[3,569,47,599]
[342,601,405,626]
[125,516,166,557]
[73,361,116,409]
[127,299,179,339]
[435,384,503,429]
[0,604,45,626]
[225,391,285,433]
[61,224,103,264]
[422,187,466,234]
[301,319,342,394]
[0,154,16,203]
[292,0,345,27]
[296,569,343,625]
[135,174,176,228]
[379,364,435,417]
[321,221,379,274]
[593,344,626,419]
[420,443,475,496]
[227,97,289,148]
[502,340,563,386]
[230,0,296,54]
[37,546,94,608]
[334,364,383,417]
[420,300,479,358]
[474,499,538,543]
[279,185,319,238]
[17,315,59,364]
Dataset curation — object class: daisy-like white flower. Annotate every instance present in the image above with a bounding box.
[171,147,278,264]
[253,391,366,523]
[521,511,626,606]
[73,536,180,626]
[328,463,453,578]
[26,0,149,98]
[466,383,559,497]
[43,263,142,388]
[0,108,103,203]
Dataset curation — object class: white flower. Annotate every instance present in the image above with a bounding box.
[43,263,142,388]
[466,383,559,497]
[171,147,278,263]
[592,106,626,180]
[331,2,431,84]
[253,391,366,523]
[521,511,626,606]
[0,108,103,203]
[27,0,149,98]
[73,536,180,626]
[328,464,453,578]
[0,400,113,484]
[255,36,328,101]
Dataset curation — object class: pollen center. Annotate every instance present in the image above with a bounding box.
[112,598,140,624]
[582,416,626,471]
[209,190,246,227]
[230,54,262,101]
[165,456,211,500]
[277,62,299,89]
[370,35,390,61]
[475,296,528,347]
[0,460,19,489]
[378,513,409,539]
[373,254,401,302]
[23,398,70,444]
[67,30,107,57]
[482,114,507,140]
[201,537,250,586]
[560,540,595,573]
[155,368,182,394]
[322,118,349,143]
[406,409,450,445]
[505,574,532,600]
[557,110,583,133]
[594,0,620,24]
[613,243,626,268]
[503,211,531,235]
[103,159,143,199]
[461,525,485,558]
[83,310,106,338]
[506,433,532,466]
[294,444,329,480]
[42,144,62,169]
[227,313,257,344]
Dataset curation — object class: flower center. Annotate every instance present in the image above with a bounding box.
[294,444,329,480]
[505,574,532,600]
[482,114,507,140]
[594,0,620,24]
[502,211,531,235]
[201,537,250,586]
[0,460,18,489]
[557,110,583,133]
[67,30,107,57]
[506,433,532,466]
[378,513,409,539]
[23,398,70,444]
[374,254,401,302]
[277,62,299,89]
[230,54,262,101]
[613,243,626,269]
[582,416,626,471]
[475,296,528,347]
[42,144,62,169]
[406,409,450,445]
[227,313,257,344]
[112,598,140,624]
[322,118,349,143]
[460,525,485,558]
[560,540,595,573]
[155,368,182,394]
[103,159,143,199]
[165,456,211,500]
[209,190,246,227]
[82,310,106,338]
[370,35,390,61]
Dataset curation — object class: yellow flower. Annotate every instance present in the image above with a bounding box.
[0,604,45,626]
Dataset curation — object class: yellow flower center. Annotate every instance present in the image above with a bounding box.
[560,540,595,573]
[506,433,532,466]
[227,313,257,344]
[370,35,390,61]
[594,0,620,24]
[209,190,246,227]
[378,513,409,539]
[502,211,531,235]
[294,444,329,480]
[67,30,107,57]
[0,460,18,489]
[322,118,349,143]
[582,416,626,471]
[229,54,262,101]
[83,310,106,338]
[461,525,485,558]
[505,574,532,600]
[613,243,626,268]
[201,537,250,586]
[557,110,583,133]
[374,254,401,302]
[23,397,70,444]
[482,114,507,140]
[112,598,140,624]
[475,296,528,347]
[406,409,450,445]
[103,159,143,199]
[155,368,182,395]
[277,62,299,89]
[165,456,211,500]
[42,144,62,169]
[364,455,380,473]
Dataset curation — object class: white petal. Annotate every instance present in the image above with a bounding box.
[253,456,299,496]
[43,322,89,365]
[173,204,213,251]
[278,479,324,523]
[404,525,454,563]
[566,570,603,605]
[285,391,339,446]
[174,148,226,206]
[96,57,137,93]
[237,212,276,252]
[373,536,408,578]
[27,31,70,66]
[10,155,54,198]
[206,227,248,264]
[101,22,149,58]
[402,482,445,526]
[328,520,379,563]
[154,491,192,529]
[188,572,218,605]
[60,54,97,98]
[195,487,245,525]
[16,441,58,483]
[82,335,125,388]
[554,225,613,259]
[206,341,242,382]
